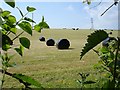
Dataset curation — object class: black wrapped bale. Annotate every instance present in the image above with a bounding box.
[76,28,79,30]
[56,39,70,49]
[72,28,75,30]
[109,32,112,35]
[46,39,55,46]
[39,36,45,41]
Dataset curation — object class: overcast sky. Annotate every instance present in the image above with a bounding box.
[1,0,119,29]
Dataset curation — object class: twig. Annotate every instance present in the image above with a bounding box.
[12,31,24,41]
[101,2,118,16]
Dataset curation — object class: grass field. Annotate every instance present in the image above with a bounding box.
[3,29,118,88]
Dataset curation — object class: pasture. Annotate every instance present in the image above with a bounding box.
[3,29,118,88]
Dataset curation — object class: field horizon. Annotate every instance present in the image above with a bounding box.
[3,29,118,88]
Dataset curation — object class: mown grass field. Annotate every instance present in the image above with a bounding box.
[3,29,118,88]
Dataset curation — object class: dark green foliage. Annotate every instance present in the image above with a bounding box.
[19,37,30,49]
[24,17,36,23]
[14,45,24,56]
[1,1,47,88]
[18,21,32,36]
[34,16,49,32]
[78,73,96,88]
[80,30,108,59]
[12,73,43,88]
[2,34,12,51]
[4,0,15,8]
[27,6,36,12]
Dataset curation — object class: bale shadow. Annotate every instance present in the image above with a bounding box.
[58,48,75,51]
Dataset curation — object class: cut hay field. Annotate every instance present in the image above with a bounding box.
[3,29,118,88]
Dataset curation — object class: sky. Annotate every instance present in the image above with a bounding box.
[0,0,119,30]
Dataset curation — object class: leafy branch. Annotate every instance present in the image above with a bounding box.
[80,30,108,60]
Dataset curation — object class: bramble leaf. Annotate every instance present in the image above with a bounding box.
[19,37,30,49]
[80,30,108,60]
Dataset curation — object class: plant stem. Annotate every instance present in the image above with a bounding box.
[15,12,29,26]
[113,37,120,87]
[12,31,24,41]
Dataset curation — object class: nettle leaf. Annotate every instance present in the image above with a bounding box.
[16,7,24,17]
[18,21,32,36]
[34,24,41,32]
[19,37,30,49]
[4,0,15,8]
[8,15,16,25]
[12,73,43,88]
[1,10,11,17]
[24,17,36,23]
[80,30,108,60]
[14,45,24,56]
[27,6,36,12]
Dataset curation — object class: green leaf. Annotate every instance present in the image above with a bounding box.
[19,37,30,49]
[2,44,11,51]
[34,24,41,32]
[24,17,36,23]
[1,10,11,17]
[16,7,24,17]
[12,73,43,88]
[2,34,13,45]
[4,0,15,8]
[10,27,17,34]
[84,80,96,84]
[27,6,36,12]
[2,23,10,31]
[8,15,16,25]
[102,80,114,88]
[80,30,108,60]
[39,22,49,29]
[14,45,24,56]
[18,21,32,36]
